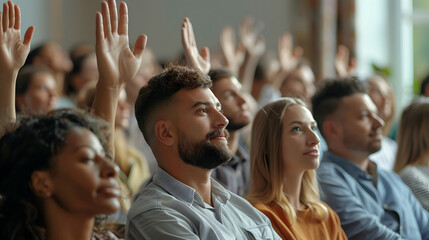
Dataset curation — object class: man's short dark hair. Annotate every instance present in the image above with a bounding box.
[135,65,212,145]
[311,77,366,137]
[208,68,234,84]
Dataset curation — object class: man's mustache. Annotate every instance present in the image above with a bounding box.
[206,129,230,140]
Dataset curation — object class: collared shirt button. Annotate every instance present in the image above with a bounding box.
[383,204,388,209]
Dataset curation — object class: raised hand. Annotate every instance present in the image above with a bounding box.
[335,45,356,77]
[93,0,147,157]
[181,17,210,75]
[220,26,244,75]
[278,32,303,73]
[95,0,147,88]
[239,17,265,58]
[0,1,34,128]
[0,1,34,74]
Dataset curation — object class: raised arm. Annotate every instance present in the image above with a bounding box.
[237,17,265,93]
[220,25,244,75]
[0,0,34,129]
[272,32,303,90]
[335,45,356,78]
[92,0,147,157]
[181,17,210,75]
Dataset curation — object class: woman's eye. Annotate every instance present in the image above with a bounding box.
[311,126,318,131]
[199,108,207,113]
[292,127,301,132]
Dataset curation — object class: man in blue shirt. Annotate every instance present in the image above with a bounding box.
[312,78,429,240]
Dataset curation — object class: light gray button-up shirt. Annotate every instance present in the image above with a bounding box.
[126,167,280,240]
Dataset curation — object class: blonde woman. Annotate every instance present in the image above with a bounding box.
[394,98,429,211]
[247,98,347,239]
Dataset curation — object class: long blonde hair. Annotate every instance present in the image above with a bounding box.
[394,98,429,172]
[246,97,328,223]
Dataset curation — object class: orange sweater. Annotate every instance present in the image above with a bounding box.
[253,202,347,240]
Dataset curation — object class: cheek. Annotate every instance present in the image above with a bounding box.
[53,169,99,210]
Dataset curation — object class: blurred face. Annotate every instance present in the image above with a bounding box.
[336,93,384,155]
[173,87,232,169]
[115,89,130,129]
[50,127,120,215]
[41,42,73,73]
[71,53,99,93]
[18,72,58,113]
[211,77,251,131]
[280,65,315,107]
[367,78,392,121]
[281,105,320,174]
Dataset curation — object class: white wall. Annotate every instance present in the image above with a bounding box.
[16,0,295,61]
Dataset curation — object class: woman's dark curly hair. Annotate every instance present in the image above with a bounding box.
[0,108,110,240]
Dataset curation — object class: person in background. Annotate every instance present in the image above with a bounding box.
[247,97,347,239]
[15,66,58,114]
[313,77,429,239]
[209,68,252,196]
[366,74,397,170]
[394,98,429,211]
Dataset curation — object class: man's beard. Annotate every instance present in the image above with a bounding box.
[178,129,232,170]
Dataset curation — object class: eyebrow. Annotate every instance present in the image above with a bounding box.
[192,101,222,110]
[73,145,100,153]
[288,120,317,126]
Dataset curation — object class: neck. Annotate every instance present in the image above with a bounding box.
[283,171,305,210]
[227,130,239,155]
[329,146,370,171]
[158,157,213,206]
[43,199,95,240]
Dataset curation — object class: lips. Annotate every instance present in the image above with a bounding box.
[98,183,121,197]
[304,149,319,156]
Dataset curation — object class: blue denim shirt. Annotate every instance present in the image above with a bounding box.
[126,167,281,240]
[317,151,429,240]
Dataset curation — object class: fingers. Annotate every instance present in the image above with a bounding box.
[181,18,190,51]
[185,18,195,47]
[22,25,34,46]
[108,0,117,33]
[101,1,111,38]
[95,12,104,44]
[118,1,128,35]
[200,47,210,62]
[7,0,13,28]
[133,34,147,58]
[279,33,292,55]
[2,2,8,32]
[13,4,19,30]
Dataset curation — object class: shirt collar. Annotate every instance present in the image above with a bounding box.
[152,166,231,206]
[152,167,196,205]
[322,151,377,181]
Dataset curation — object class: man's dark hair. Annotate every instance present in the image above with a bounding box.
[208,68,234,84]
[311,77,366,137]
[421,74,429,96]
[135,65,212,145]
[24,44,45,66]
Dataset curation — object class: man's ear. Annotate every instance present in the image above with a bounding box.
[31,170,54,198]
[322,119,341,141]
[155,120,174,146]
